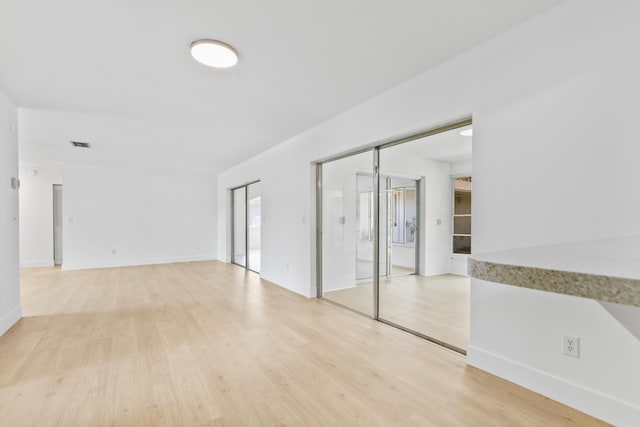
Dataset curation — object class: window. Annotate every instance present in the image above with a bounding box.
[453,176,471,254]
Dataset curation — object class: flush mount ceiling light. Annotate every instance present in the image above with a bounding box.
[190,39,238,68]
[460,128,473,137]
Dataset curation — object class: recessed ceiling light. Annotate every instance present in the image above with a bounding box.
[460,128,473,136]
[190,39,238,68]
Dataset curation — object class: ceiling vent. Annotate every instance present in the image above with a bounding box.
[70,141,91,148]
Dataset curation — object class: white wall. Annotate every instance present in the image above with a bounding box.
[450,159,472,176]
[18,162,63,267]
[0,90,21,336]
[61,163,217,270]
[217,1,640,424]
[18,109,219,271]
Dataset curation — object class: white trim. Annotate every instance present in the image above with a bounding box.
[61,254,216,271]
[467,345,640,426]
[20,259,55,268]
[322,284,359,293]
[0,305,22,337]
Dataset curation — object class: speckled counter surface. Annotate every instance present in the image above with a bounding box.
[468,236,640,307]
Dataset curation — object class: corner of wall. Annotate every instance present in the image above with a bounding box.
[0,305,23,337]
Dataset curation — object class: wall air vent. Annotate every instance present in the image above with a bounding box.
[70,141,91,148]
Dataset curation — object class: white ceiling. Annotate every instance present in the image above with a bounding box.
[387,125,473,163]
[0,0,564,171]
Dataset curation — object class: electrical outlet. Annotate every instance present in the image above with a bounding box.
[112,249,117,255]
[563,335,580,358]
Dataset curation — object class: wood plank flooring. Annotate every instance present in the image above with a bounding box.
[324,274,470,350]
[0,261,607,426]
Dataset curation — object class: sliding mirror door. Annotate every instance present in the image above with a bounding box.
[317,121,472,353]
[378,126,471,352]
[320,150,375,316]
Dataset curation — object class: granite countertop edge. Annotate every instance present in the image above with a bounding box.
[468,257,640,308]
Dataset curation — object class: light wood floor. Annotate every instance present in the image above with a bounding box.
[324,274,470,351]
[0,262,607,426]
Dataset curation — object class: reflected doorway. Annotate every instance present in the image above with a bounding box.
[356,174,418,281]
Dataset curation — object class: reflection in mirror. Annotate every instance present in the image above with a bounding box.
[378,125,472,352]
[318,122,473,353]
[453,177,472,255]
[321,151,375,316]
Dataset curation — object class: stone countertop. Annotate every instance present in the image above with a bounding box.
[468,236,640,307]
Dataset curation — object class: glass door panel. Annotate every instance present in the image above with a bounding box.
[247,182,261,272]
[321,151,374,316]
[232,186,246,267]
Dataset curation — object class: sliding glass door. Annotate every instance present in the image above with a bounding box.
[232,181,261,273]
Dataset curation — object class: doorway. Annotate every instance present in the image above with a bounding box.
[53,184,63,266]
[231,181,261,273]
[317,119,472,354]
[356,174,418,281]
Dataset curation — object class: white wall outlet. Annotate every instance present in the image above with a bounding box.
[563,335,580,358]
[112,249,117,255]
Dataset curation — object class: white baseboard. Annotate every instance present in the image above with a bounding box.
[61,254,217,271]
[256,272,313,298]
[20,259,54,268]
[467,345,640,426]
[0,305,22,337]
[322,284,358,293]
